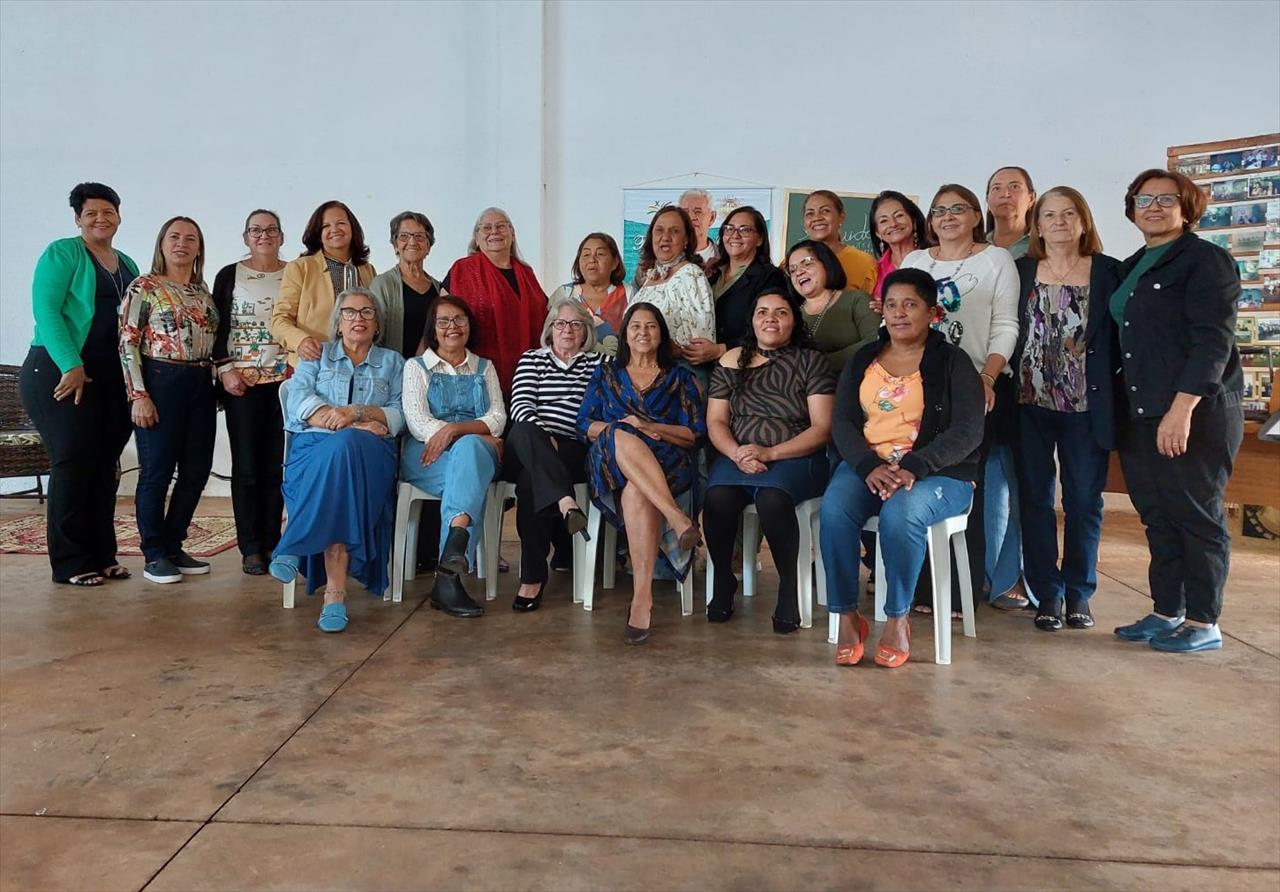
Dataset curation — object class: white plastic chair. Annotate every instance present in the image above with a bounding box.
[703,498,826,628]
[389,482,498,603]
[577,500,694,615]
[822,502,975,665]
[486,481,592,604]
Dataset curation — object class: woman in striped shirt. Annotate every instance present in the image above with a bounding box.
[503,298,603,610]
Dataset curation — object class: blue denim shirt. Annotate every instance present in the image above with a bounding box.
[282,340,405,435]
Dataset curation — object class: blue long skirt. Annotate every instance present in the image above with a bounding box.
[275,429,397,596]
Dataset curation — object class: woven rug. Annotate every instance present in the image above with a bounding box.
[0,515,238,557]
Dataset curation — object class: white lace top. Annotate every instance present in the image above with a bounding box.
[630,262,715,347]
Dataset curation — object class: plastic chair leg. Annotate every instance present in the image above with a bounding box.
[283,579,295,609]
[602,522,617,590]
[742,511,758,597]
[953,531,976,639]
[797,508,813,630]
[679,573,693,616]
[813,512,827,608]
[581,504,603,610]
[873,535,888,623]
[928,524,952,666]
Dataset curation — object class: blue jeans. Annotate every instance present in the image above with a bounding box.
[400,434,499,572]
[984,444,1024,600]
[820,462,973,618]
[1015,407,1108,607]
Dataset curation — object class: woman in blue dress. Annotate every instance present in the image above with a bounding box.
[269,288,405,632]
[400,295,507,620]
[577,302,705,645]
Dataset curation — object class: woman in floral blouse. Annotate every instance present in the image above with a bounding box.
[630,206,714,378]
[119,216,220,585]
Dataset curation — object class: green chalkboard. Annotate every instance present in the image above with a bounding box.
[780,189,881,257]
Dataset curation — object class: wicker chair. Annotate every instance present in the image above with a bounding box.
[0,364,48,502]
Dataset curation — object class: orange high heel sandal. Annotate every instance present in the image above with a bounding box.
[835,613,871,666]
[874,620,912,668]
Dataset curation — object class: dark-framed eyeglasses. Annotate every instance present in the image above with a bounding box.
[340,307,377,321]
[1133,193,1180,209]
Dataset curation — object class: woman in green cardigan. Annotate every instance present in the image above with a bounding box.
[18,183,139,586]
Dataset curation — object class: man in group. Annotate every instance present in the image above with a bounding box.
[679,188,719,265]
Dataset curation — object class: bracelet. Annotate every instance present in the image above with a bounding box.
[980,372,996,386]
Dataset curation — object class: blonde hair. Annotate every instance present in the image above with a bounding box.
[1027,186,1103,259]
[150,216,206,285]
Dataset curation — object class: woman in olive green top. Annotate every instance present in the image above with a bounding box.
[18,182,139,586]
[784,239,881,374]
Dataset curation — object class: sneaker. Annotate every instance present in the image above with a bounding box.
[143,558,183,584]
[1149,623,1223,653]
[169,551,210,575]
[1114,613,1183,642]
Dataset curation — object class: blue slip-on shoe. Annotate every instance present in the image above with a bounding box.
[268,554,300,584]
[1149,623,1222,653]
[317,602,348,633]
[1114,613,1183,642]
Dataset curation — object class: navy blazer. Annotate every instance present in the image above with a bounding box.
[1013,253,1122,450]
[1114,231,1241,422]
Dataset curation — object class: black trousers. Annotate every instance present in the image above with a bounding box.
[501,420,587,585]
[1118,398,1242,624]
[703,485,801,623]
[222,381,285,558]
[18,347,132,581]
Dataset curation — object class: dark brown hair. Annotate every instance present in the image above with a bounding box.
[423,295,476,351]
[571,232,626,286]
[926,184,985,243]
[614,302,675,369]
[984,166,1036,233]
[1124,168,1205,230]
[633,206,702,287]
[242,208,282,234]
[299,200,371,264]
[868,190,932,258]
[1028,186,1104,259]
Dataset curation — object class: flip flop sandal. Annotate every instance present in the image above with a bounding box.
[317,602,348,633]
[66,573,106,587]
[100,565,131,580]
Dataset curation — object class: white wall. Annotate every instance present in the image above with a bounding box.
[2,0,1278,493]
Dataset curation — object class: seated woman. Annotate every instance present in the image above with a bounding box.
[704,288,835,633]
[504,298,603,610]
[784,239,881,375]
[269,288,405,633]
[819,268,985,668]
[401,295,507,619]
[577,303,705,646]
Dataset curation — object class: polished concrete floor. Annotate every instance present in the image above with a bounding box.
[1,498,1277,891]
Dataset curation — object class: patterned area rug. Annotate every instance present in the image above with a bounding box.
[0,515,238,557]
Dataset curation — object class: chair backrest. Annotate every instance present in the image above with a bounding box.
[0,364,35,432]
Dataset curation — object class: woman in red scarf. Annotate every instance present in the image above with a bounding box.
[443,208,548,396]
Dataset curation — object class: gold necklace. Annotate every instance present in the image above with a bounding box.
[1042,254,1083,283]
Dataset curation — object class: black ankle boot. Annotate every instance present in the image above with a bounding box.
[439,527,471,576]
[706,572,737,623]
[430,571,483,618]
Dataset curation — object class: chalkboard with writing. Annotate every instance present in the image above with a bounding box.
[779,189,881,257]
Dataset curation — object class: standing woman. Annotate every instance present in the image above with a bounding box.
[796,190,878,294]
[369,211,445,358]
[443,207,547,397]
[212,210,289,576]
[630,206,715,369]
[271,200,375,367]
[1013,188,1121,631]
[698,206,787,359]
[548,233,632,356]
[783,240,880,375]
[19,183,139,586]
[985,167,1037,259]
[869,190,932,302]
[119,217,219,584]
[900,185,1019,611]
[1112,169,1243,653]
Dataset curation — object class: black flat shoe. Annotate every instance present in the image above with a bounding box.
[1065,598,1095,629]
[242,555,268,576]
[564,507,591,542]
[429,571,484,618]
[772,615,801,635]
[1035,597,1064,632]
[706,602,734,623]
[438,527,471,576]
[624,608,650,645]
[512,583,545,612]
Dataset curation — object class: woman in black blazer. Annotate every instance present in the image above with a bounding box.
[1011,187,1121,632]
[1110,169,1243,653]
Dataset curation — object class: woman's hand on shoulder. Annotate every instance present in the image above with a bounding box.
[297,337,323,362]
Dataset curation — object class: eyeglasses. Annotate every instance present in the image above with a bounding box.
[478,223,510,234]
[397,232,430,243]
[435,315,470,329]
[786,257,819,277]
[1133,193,1180,209]
[929,204,975,218]
[721,225,757,236]
[552,320,585,331]
[246,226,281,238]
[339,307,377,321]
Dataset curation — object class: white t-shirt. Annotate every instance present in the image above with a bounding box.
[899,245,1019,373]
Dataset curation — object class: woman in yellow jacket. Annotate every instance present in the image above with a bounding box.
[271,200,375,365]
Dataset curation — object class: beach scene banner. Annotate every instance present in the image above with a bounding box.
[622,187,774,276]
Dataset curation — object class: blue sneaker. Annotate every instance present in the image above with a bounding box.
[317,602,348,633]
[1114,613,1183,641]
[1149,623,1222,653]
[268,554,300,584]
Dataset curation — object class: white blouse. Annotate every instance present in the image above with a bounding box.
[630,262,715,346]
[402,348,507,442]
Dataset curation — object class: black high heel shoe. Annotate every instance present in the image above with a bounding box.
[512,582,546,612]
[564,507,591,542]
[624,606,651,645]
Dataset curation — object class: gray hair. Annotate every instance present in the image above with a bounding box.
[540,295,597,352]
[328,287,385,344]
[465,206,525,262]
[389,210,435,247]
[678,188,714,210]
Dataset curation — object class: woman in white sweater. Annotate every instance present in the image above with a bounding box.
[900,184,1022,613]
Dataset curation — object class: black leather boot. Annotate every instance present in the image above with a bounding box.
[429,570,483,618]
[438,526,471,576]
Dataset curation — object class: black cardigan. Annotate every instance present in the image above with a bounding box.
[710,256,788,348]
[1013,253,1122,450]
[832,328,985,483]
[211,262,238,367]
[1114,231,1242,422]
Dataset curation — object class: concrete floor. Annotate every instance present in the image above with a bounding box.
[0,498,1277,891]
